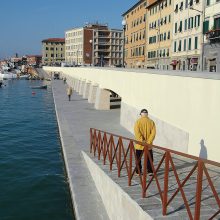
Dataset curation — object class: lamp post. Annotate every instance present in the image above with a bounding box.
[89,39,93,66]
[122,19,126,68]
[76,49,79,66]
[189,6,205,72]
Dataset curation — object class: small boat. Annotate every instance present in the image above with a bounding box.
[31,85,47,89]
[0,81,3,87]
[0,71,17,80]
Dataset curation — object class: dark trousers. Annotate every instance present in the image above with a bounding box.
[68,95,71,101]
[136,149,154,173]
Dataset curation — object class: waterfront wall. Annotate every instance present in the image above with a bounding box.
[44,67,220,163]
[82,151,152,220]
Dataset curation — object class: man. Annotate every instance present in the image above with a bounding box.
[134,109,156,175]
[67,86,73,101]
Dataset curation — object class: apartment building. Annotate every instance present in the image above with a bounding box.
[146,0,173,70]
[122,0,147,68]
[42,38,65,66]
[65,27,85,65]
[65,24,123,66]
[93,26,123,66]
[203,0,220,72]
[172,0,203,71]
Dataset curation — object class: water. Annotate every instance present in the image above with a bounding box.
[0,80,74,220]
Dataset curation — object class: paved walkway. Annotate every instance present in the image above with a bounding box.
[52,78,220,220]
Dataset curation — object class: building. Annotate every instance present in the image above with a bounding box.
[65,23,123,66]
[42,38,65,66]
[122,0,147,68]
[26,55,42,67]
[203,0,220,72]
[65,27,85,65]
[172,0,203,71]
[92,25,123,67]
[146,0,173,70]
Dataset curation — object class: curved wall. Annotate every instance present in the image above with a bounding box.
[44,67,220,162]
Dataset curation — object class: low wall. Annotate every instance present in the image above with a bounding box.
[82,151,153,220]
[44,67,220,163]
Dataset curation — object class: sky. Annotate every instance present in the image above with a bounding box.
[0,0,137,59]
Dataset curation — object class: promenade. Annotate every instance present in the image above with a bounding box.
[52,77,220,220]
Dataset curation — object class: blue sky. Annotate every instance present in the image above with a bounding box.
[0,0,137,59]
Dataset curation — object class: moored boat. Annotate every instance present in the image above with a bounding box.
[31,85,47,89]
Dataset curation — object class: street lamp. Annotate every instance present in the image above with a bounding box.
[122,19,126,68]
[89,39,93,66]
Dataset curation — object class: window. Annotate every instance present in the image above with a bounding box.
[179,21,183,32]
[206,0,210,6]
[185,0,188,8]
[174,41,177,52]
[175,22,178,33]
[184,39,187,51]
[188,38,191,50]
[214,17,220,29]
[185,19,187,31]
[195,36,198,49]
[178,40,182,51]
[203,20,209,34]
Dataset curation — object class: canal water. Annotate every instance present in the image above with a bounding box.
[0,80,74,220]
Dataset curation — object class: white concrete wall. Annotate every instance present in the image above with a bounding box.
[44,67,220,162]
[82,151,153,220]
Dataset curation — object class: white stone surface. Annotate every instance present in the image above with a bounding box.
[82,151,153,220]
[88,84,98,104]
[95,88,110,110]
[83,82,91,99]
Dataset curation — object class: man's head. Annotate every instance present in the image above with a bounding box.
[140,108,148,117]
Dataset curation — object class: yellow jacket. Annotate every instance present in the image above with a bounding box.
[134,116,156,150]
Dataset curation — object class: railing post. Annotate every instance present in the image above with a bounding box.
[118,138,122,177]
[142,146,147,198]
[163,151,170,215]
[103,133,106,165]
[90,128,92,153]
[110,135,113,171]
[194,160,204,220]
[128,141,133,186]
[98,132,101,160]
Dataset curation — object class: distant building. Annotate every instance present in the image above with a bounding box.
[122,0,147,68]
[172,0,203,71]
[203,0,220,72]
[146,0,173,70]
[65,23,123,66]
[42,38,65,66]
[26,55,42,67]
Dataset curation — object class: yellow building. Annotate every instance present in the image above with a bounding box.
[122,0,147,68]
[146,0,173,70]
[42,38,65,66]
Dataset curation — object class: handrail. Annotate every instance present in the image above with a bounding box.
[90,128,220,220]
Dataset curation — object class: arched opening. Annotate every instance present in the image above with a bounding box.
[107,89,122,109]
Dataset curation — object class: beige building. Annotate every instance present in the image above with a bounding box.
[172,0,203,71]
[65,24,123,67]
[203,0,220,72]
[122,0,147,68]
[146,0,173,70]
[42,38,65,66]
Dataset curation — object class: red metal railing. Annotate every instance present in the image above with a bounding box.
[90,128,220,220]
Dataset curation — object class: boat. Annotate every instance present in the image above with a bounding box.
[0,81,3,87]
[0,71,17,80]
[31,85,47,89]
[19,74,30,80]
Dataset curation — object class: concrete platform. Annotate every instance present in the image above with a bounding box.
[52,78,220,220]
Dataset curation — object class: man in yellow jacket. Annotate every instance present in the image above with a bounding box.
[134,109,156,174]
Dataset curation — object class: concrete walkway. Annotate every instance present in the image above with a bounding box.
[52,78,220,220]
[52,79,133,220]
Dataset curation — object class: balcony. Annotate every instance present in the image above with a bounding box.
[206,29,220,44]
